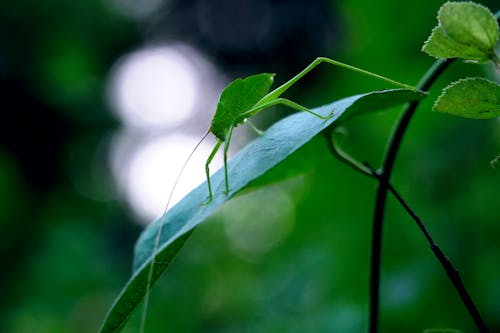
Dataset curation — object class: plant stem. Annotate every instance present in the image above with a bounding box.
[326,128,374,177]
[384,183,491,333]
[369,51,495,332]
[335,12,500,333]
[369,58,452,333]
[326,132,490,332]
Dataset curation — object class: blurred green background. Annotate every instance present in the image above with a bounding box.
[0,0,499,332]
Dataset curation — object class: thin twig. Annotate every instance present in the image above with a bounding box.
[326,133,491,332]
[326,128,374,177]
[374,170,490,333]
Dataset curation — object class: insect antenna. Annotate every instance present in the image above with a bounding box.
[140,128,211,333]
[162,128,211,214]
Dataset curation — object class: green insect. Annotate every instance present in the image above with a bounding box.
[202,56,418,203]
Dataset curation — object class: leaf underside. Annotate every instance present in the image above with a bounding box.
[99,89,423,333]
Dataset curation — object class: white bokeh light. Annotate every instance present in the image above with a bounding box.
[111,132,223,222]
[106,43,239,223]
[222,185,295,261]
[108,45,200,128]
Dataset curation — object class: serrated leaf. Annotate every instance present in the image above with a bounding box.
[422,26,491,62]
[99,89,424,333]
[438,2,499,53]
[422,2,499,62]
[434,77,500,119]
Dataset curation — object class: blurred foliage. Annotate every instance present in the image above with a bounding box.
[0,0,498,333]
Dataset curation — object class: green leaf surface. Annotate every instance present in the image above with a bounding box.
[99,89,423,333]
[422,2,499,62]
[422,26,491,62]
[438,2,498,52]
[434,77,500,119]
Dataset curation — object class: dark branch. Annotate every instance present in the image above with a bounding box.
[326,133,490,332]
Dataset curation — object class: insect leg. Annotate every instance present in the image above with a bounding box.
[258,57,324,104]
[273,98,333,119]
[257,57,420,105]
[223,125,234,195]
[205,140,222,204]
[244,119,264,136]
[240,97,333,121]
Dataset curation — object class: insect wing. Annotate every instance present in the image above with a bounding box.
[211,73,274,140]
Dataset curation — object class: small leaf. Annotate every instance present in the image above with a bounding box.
[422,26,491,62]
[438,2,499,53]
[422,2,499,62]
[434,77,500,119]
[98,89,424,333]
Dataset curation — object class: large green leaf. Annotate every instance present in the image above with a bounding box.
[99,89,423,333]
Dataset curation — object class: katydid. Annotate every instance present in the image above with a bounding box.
[204,56,419,203]
[139,56,419,333]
